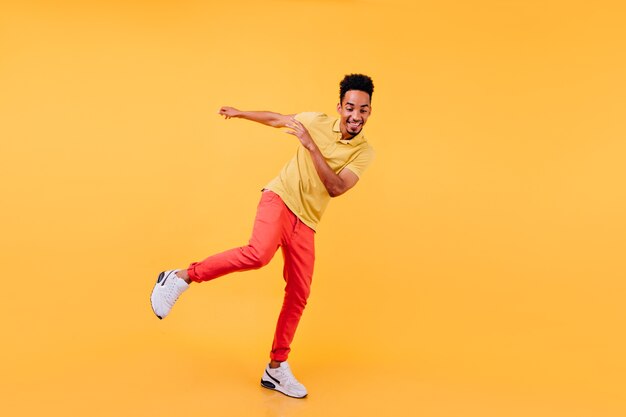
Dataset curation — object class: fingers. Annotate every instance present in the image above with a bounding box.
[218,107,232,119]
[290,117,303,127]
[286,121,303,131]
[218,106,233,116]
[284,124,301,134]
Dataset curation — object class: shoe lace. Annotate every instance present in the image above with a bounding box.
[276,368,301,387]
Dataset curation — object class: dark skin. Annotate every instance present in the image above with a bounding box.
[177,90,373,367]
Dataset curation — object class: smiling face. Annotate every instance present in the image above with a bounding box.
[337,90,372,140]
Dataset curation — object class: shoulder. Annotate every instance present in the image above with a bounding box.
[358,142,375,160]
[344,142,375,178]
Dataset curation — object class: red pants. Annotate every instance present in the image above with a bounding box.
[187,190,315,362]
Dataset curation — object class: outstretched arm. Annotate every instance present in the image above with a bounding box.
[218,106,294,128]
[285,117,359,198]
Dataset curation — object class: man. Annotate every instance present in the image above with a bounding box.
[150,74,375,398]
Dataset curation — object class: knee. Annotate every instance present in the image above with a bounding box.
[245,244,275,268]
[285,286,311,308]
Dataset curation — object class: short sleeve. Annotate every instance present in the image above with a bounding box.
[294,112,324,129]
[343,145,375,178]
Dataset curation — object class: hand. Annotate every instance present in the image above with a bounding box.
[285,118,316,151]
[218,106,240,119]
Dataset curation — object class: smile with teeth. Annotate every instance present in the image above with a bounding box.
[348,120,362,129]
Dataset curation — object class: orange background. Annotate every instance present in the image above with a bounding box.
[1,1,625,416]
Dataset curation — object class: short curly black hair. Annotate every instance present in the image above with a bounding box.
[339,73,374,103]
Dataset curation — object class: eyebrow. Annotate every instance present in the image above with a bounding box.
[345,102,370,108]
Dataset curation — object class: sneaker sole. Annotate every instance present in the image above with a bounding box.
[260,379,307,399]
[150,271,169,320]
[150,292,163,320]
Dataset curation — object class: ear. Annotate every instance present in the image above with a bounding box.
[336,102,341,113]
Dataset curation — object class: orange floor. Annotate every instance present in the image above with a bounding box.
[3,258,625,417]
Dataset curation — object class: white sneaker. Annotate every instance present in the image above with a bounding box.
[150,269,189,319]
[260,361,308,398]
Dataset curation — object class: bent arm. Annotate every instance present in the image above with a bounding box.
[307,146,360,197]
[284,117,360,197]
[218,106,293,128]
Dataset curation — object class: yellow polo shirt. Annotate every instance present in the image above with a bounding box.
[264,112,375,231]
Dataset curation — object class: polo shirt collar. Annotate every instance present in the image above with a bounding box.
[332,119,366,146]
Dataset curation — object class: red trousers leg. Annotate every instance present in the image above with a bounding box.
[186,191,286,282]
[185,191,315,362]
[270,218,315,362]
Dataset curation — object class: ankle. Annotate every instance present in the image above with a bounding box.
[176,270,191,284]
[269,360,282,369]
